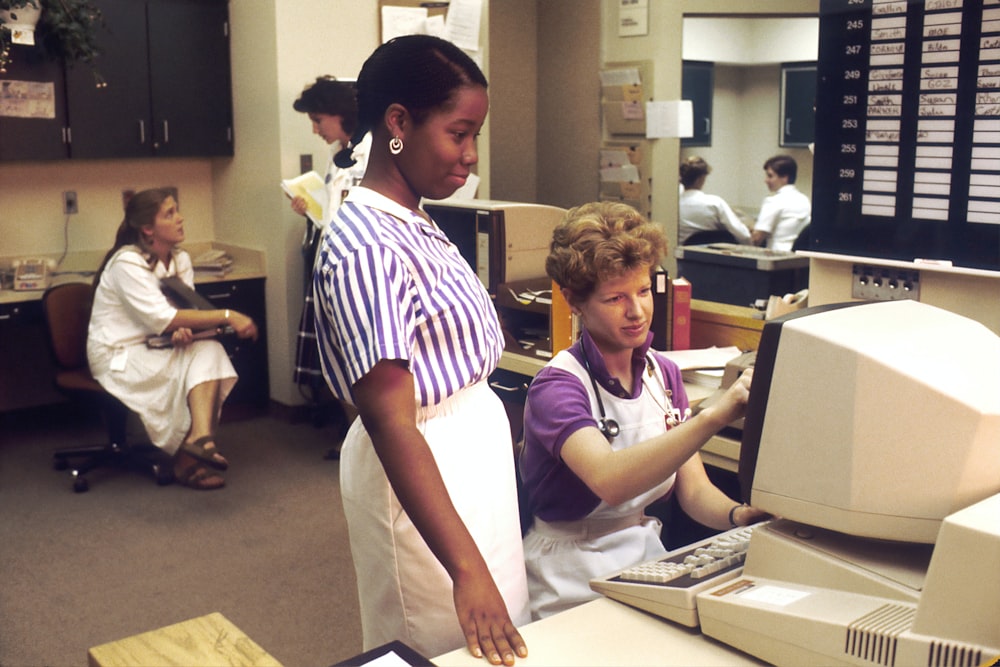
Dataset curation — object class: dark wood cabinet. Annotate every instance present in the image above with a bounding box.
[145,0,233,157]
[0,0,232,161]
[195,278,269,409]
[780,62,817,147]
[66,0,233,158]
[0,300,64,411]
[682,60,713,147]
[0,44,69,160]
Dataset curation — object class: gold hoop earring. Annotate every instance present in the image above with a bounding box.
[389,136,403,155]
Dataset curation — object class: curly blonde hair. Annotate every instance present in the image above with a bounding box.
[545,201,668,302]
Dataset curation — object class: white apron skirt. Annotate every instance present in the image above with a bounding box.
[523,512,666,619]
[340,380,530,657]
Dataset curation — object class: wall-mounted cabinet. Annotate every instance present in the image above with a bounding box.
[0,0,233,161]
[682,61,713,147]
[0,45,68,161]
[780,62,816,147]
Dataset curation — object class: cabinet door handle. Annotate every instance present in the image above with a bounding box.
[163,120,170,144]
[138,120,145,145]
[785,119,792,137]
[489,380,528,393]
[703,118,711,135]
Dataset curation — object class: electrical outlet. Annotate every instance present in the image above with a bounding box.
[63,190,78,215]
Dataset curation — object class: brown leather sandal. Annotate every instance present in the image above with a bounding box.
[179,435,229,471]
[175,464,225,490]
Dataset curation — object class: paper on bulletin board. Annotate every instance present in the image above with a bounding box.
[442,0,482,51]
[379,0,483,53]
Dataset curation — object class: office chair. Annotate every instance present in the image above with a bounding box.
[682,229,737,246]
[42,282,174,493]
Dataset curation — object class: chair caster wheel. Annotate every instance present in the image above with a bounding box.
[73,477,89,493]
[154,464,174,486]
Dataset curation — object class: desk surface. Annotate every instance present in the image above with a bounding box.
[0,242,266,305]
[433,598,763,666]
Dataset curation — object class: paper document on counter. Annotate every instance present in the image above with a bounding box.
[659,345,741,370]
[281,171,328,226]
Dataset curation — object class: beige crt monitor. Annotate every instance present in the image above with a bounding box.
[422,198,566,295]
[695,300,1000,666]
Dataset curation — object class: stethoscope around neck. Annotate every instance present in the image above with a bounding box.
[582,350,623,440]
[582,348,685,441]
[583,354,621,440]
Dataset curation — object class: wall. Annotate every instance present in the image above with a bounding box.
[215,0,379,408]
[678,17,818,215]
[680,64,815,215]
[5,0,838,410]
[599,0,820,276]
[0,159,216,258]
[487,0,538,203]
[534,0,601,209]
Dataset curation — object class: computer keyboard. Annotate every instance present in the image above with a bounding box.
[589,522,764,628]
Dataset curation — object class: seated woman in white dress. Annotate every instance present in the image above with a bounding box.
[87,188,259,490]
[678,156,751,246]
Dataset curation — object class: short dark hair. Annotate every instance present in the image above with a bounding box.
[335,35,487,168]
[293,76,359,136]
[764,154,798,183]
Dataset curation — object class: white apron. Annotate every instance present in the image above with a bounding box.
[523,352,676,619]
[340,380,530,657]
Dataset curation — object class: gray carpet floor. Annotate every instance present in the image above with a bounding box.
[0,405,363,667]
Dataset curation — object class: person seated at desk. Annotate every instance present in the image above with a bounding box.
[87,188,259,490]
[751,154,811,251]
[678,156,752,246]
[519,201,768,620]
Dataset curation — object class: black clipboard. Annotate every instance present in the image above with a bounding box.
[330,640,436,666]
[148,276,233,348]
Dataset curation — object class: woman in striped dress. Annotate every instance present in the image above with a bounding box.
[312,35,529,664]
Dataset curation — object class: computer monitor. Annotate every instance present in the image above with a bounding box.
[739,299,1000,544]
[422,198,565,295]
[696,299,1000,665]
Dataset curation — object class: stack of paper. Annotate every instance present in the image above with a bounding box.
[192,249,233,277]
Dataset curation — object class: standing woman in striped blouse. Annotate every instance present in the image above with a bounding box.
[312,35,529,664]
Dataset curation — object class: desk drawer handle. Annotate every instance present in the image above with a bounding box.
[489,381,527,393]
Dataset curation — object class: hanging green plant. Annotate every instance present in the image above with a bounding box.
[1,0,105,87]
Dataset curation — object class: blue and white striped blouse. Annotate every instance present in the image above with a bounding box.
[313,187,504,407]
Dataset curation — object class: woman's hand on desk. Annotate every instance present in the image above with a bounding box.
[453,568,528,666]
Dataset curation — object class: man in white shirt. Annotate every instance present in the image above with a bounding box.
[752,154,811,251]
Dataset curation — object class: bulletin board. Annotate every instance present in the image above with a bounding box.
[810,0,1000,272]
[378,1,450,41]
